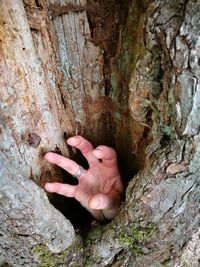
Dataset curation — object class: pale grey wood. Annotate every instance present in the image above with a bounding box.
[0,0,75,265]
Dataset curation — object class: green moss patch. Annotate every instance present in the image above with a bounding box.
[32,236,82,267]
[118,223,157,249]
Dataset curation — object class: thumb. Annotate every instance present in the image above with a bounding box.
[89,193,111,210]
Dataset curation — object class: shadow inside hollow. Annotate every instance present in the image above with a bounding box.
[61,146,139,228]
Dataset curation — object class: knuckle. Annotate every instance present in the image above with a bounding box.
[67,164,75,173]
[101,146,116,158]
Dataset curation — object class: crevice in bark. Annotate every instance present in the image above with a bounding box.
[1,0,200,265]
[46,0,152,230]
[85,0,152,182]
[65,0,152,229]
[22,0,152,230]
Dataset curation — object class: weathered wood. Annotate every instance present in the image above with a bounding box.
[0,0,200,266]
[0,0,75,265]
[83,0,200,266]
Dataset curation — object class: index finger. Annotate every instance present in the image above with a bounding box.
[67,135,98,165]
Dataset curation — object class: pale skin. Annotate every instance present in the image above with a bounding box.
[44,135,123,221]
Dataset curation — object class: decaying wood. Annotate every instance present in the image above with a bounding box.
[0,0,200,266]
[49,3,87,17]
[0,0,75,264]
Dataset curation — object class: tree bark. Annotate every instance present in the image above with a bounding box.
[0,0,200,266]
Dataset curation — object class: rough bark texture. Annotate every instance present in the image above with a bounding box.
[0,0,200,266]
[0,0,76,265]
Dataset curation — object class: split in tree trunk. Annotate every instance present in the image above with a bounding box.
[0,0,200,266]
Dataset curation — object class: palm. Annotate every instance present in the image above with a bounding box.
[44,136,123,221]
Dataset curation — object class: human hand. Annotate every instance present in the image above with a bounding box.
[44,135,123,221]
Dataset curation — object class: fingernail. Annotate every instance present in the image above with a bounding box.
[67,136,79,145]
[93,199,102,209]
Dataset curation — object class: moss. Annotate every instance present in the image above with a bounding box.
[83,254,103,267]
[132,245,144,256]
[33,245,70,267]
[83,258,91,267]
[83,252,104,267]
[118,223,157,249]
[83,225,104,266]
[33,245,54,267]
[119,233,133,248]
[85,226,103,244]
[33,236,82,267]
[131,224,157,242]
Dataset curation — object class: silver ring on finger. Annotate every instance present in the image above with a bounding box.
[73,165,85,179]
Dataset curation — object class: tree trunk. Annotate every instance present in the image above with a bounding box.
[0,0,199,266]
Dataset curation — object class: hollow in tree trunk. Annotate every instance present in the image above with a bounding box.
[0,0,200,266]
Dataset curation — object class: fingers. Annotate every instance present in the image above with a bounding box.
[45,182,77,197]
[92,145,117,168]
[44,152,85,179]
[67,135,98,165]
